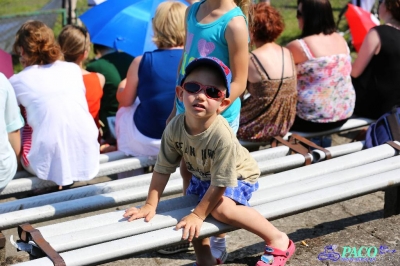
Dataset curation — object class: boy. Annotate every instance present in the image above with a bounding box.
[124,57,295,266]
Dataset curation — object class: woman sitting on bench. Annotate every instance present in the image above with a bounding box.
[287,0,355,133]
[10,21,100,189]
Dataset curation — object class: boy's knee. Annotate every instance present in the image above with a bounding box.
[210,198,231,221]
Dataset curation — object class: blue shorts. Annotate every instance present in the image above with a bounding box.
[186,176,259,206]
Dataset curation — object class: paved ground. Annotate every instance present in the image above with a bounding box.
[1,131,400,266]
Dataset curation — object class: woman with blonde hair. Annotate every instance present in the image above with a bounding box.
[58,25,105,141]
[115,1,185,157]
[10,20,99,188]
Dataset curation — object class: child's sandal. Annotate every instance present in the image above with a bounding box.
[256,240,295,266]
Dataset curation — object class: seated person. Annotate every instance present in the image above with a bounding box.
[58,25,105,136]
[287,0,355,133]
[123,56,295,266]
[115,1,185,157]
[238,3,297,142]
[351,0,400,119]
[86,43,134,145]
[0,73,24,189]
[10,20,99,187]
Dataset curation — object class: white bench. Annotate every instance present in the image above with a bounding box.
[1,153,156,196]
[10,142,400,266]
[239,116,375,150]
[0,141,365,230]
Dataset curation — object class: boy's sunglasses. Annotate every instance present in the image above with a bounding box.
[379,0,383,4]
[182,81,225,99]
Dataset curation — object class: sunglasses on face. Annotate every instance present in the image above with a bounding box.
[182,81,225,100]
[379,0,383,4]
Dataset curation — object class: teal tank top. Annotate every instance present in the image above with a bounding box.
[176,0,246,124]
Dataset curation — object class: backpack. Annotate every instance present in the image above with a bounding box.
[365,106,400,148]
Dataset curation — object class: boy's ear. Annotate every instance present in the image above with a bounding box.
[217,97,231,114]
[176,86,184,101]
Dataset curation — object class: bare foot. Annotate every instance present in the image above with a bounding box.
[100,144,117,153]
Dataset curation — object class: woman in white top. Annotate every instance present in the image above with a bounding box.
[10,20,99,187]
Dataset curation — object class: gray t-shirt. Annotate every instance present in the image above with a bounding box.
[0,73,24,189]
[154,114,260,187]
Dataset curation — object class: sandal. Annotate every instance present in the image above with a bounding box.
[193,258,222,266]
[256,240,295,266]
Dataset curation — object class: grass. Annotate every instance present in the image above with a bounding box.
[3,0,353,72]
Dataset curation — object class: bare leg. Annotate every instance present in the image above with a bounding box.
[181,159,227,247]
[211,196,289,251]
[192,237,217,266]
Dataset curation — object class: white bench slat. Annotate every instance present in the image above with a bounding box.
[35,156,400,253]
[15,168,400,266]
[290,117,375,139]
[0,142,389,230]
[239,117,374,149]
[1,156,157,196]
[98,151,129,164]
[13,151,131,180]
[0,147,291,212]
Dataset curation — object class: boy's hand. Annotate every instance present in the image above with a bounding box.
[175,213,204,242]
[123,203,156,222]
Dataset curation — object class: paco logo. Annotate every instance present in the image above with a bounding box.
[318,244,396,263]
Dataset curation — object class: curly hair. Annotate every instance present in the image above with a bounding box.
[152,1,186,49]
[58,25,90,63]
[249,3,284,43]
[13,20,62,66]
[385,0,400,22]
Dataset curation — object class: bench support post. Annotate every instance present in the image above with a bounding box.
[0,232,5,263]
[384,185,400,218]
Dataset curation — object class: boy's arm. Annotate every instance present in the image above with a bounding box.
[176,185,226,241]
[123,171,170,222]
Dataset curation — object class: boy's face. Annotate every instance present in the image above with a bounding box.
[176,67,231,120]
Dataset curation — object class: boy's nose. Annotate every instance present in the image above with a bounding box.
[196,90,207,100]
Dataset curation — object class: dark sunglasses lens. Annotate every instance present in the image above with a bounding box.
[184,82,201,93]
[297,10,302,18]
[206,87,222,99]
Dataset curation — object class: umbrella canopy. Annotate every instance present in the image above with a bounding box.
[0,48,13,79]
[345,3,380,52]
[80,0,188,57]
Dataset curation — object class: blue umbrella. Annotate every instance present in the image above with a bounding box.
[80,0,188,57]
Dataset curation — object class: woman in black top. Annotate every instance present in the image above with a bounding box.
[351,0,400,119]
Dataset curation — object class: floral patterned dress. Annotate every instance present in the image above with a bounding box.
[296,39,355,123]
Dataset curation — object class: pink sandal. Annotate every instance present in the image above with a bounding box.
[256,240,295,266]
